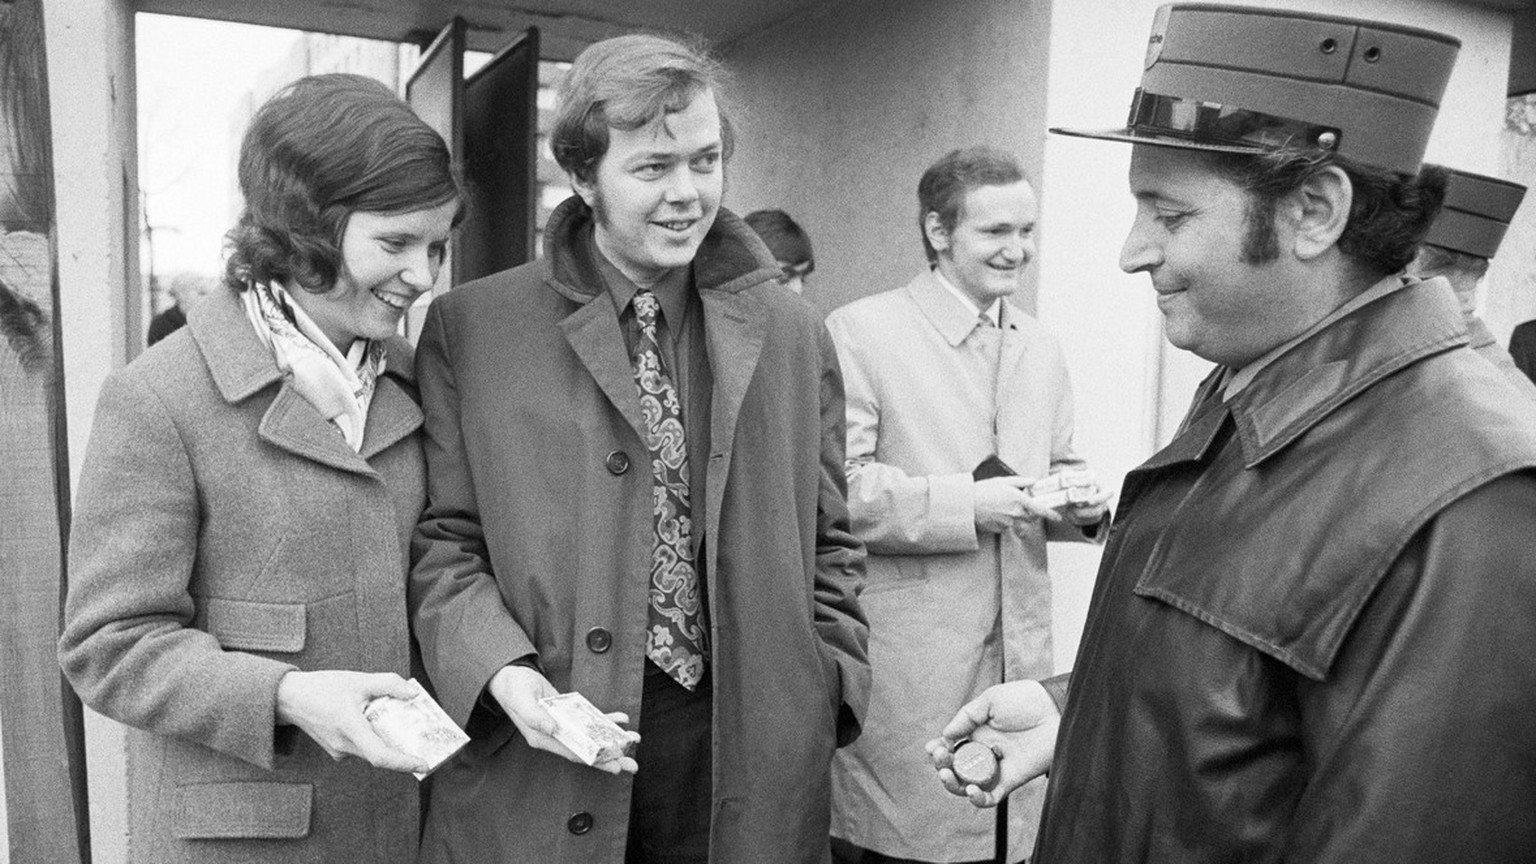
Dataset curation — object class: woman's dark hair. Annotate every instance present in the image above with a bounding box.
[1206,150,1447,278]
[224,73,463,293]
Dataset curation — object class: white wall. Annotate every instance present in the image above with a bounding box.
[1493,111,1536,338]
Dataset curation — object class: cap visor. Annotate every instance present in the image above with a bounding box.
[1049,126,1270,157]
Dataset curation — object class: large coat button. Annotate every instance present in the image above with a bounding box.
[567,812,593,835]
[605,450,631,475]
[586,627,612,653]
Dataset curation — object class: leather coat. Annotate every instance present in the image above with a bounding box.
[1035,278,1536,863]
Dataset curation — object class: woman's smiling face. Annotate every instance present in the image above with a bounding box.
[288,201,457,350]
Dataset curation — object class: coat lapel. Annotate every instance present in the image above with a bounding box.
[359,375,422,461]
[190,284,380,477]
[559,294,646,441]
[361,336,423,461]
[258,384,375,475]
[996,298,1029,395]
[699,287,766,519]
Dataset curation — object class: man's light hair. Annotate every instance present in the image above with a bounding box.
[551,34,734,185]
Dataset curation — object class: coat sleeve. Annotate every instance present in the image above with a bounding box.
[825,309,979,556]
[814,324,873,746]
[57,369,295,770]
[1285,472,1536,861]
[410,299,537,727]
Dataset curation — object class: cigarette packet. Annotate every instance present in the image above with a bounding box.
[1029,470,1096,510]
[364,679,471,780]
[538,692,641,767]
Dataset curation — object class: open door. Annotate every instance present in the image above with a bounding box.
[459,28,540,283]
[404,19,540,343]
[403,18,464,342]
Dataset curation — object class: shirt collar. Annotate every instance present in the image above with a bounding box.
[1224,274,1467,468]
[932,267,1002,328]
[586,226,692,330]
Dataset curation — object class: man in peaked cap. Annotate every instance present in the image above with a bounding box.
[927,4,1536,861]
[1409,167,1535,391]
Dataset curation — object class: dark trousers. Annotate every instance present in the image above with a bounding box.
[625,661,713,864]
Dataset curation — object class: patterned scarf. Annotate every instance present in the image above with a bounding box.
[242,280,385,452]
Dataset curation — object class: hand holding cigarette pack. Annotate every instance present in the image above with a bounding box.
[539,692,642,766]
[1028,469,1098,510]
[363,679,471,779]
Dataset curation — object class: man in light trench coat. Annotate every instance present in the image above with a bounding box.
[825,146,1108,864]
[409,33,871,864]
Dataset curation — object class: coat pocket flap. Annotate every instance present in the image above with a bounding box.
[173,781,312,839]
[205,598,306,653]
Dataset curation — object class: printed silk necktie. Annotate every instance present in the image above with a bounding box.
[631,290,709,690]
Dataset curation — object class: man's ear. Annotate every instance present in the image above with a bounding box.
[924,211,951,254]
[1290,165,1352,261]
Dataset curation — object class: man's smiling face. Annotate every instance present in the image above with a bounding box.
[1120,145,1303,366]
[575,89,724,286]
[928,180,1038,309]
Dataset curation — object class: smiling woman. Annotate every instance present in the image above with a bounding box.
[295,202,458,350]
[59,73,465,864]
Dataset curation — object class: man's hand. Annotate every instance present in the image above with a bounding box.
[924,679,1061,807]
[274,670,430,774]
[975,476,1060,534]
[1063,476,1113,528]
[486,664,639,774]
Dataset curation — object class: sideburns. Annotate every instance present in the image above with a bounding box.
[1240,195,1281,265]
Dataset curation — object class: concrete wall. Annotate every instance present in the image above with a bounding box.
[43,1,138,861]
[722,0,1054,320]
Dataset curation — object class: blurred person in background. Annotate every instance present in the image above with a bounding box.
[148,270,215,346]
[1407,166,1534,393]
[745,207,815,294]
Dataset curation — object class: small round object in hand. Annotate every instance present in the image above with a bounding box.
[951,739,999,790]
